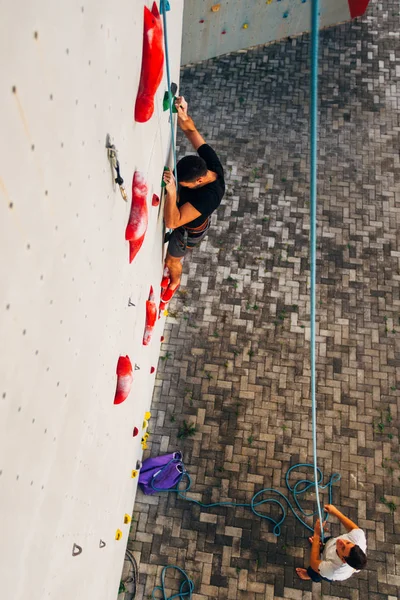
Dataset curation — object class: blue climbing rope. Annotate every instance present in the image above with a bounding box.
[160,0,179,186]
[310,0,325,540]
[150,458,340,537]
[152,565,194,600]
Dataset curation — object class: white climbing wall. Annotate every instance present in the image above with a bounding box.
[0,1,183,599]
[181,0,370,65]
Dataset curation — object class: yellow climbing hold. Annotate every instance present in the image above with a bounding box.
[266,0,273,4]
[243,23,249,29]
[211,3,221,12]
[131,469,138,478]
[143,432,150,441]
[142,419,149,429]
[144,411,151,420]
[115,529,122,540]
[163,309,169,317]
[124,514,131,524]
[141,442,148,450]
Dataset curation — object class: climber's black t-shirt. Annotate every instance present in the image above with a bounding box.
[177,144,225,229]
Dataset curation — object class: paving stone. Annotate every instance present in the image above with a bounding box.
[131,1,400,598]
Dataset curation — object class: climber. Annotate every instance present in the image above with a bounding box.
[162,96,225,301]
[296,504,367,582]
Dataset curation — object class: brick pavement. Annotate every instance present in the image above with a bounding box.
[128,2,400,598]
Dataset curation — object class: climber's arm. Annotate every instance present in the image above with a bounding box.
[175,96,206,152]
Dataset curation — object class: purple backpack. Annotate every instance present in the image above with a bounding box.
[138,452,184,495]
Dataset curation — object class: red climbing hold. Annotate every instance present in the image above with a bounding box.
[150,366,155,374]
[347,0,370,18]
[133,426,139,437]
[134,2,164,123]
[160,336,165,342]
[152,193,160,207]
[143,286,157,346]
[114,356,133,405]
[125,172,149,263]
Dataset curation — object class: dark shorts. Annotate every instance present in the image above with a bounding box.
[306,566,332,583]
[167,223,210,259]
[307,536,333,582]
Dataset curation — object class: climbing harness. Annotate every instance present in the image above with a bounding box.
[106,135,127,201]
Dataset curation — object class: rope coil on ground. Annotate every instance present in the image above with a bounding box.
[150,459,340,537]
[151,565,195,600]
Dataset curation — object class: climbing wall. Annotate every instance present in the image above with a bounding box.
[0,1,183,599]
[181,0,370,65]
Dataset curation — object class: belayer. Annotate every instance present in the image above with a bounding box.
[296,504,367,582]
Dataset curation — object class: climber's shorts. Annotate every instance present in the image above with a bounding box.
[167,219,210,258]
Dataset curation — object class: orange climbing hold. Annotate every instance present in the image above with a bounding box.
[134,2,164,123]
[211,3,221,12]
[125,172,149,263]
[143,286,157,346]
[114,356,133,405]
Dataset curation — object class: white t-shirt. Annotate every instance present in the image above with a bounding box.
[319,528,367,581]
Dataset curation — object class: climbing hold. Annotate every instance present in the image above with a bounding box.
[161,166,170,188]
[143,419,149,429]
[199,19,205,23]
[115,529,123,540]
[242,23,249,29]
[266,0,272,4]
[131,469,139,478]
[163,85,178,113]
[144,411,151,420]
[150,366,155,374]
[114,356,133,405]
[136,460,142,470]
[141,442,148,450]
[134,2,164,123]
[99,539,106,548]
[125,171,149,264]
[143,432,150,441]
[152,194,160,207]
[133,426,139,437]
[134,363,140,371]
[221,30,227,35]
[160,336,165,342]
[159,0,170,13]
[143,287,157,346]
[124,514,131,524]
[283,11,289,18]
[211,3,220,12]
[106,135,127,201]
[72,543,82,556]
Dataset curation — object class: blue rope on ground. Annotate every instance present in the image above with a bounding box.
[160,0,178,186]
[151,460,340,537]
[309,0,324,540]
[152,565,195,600]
